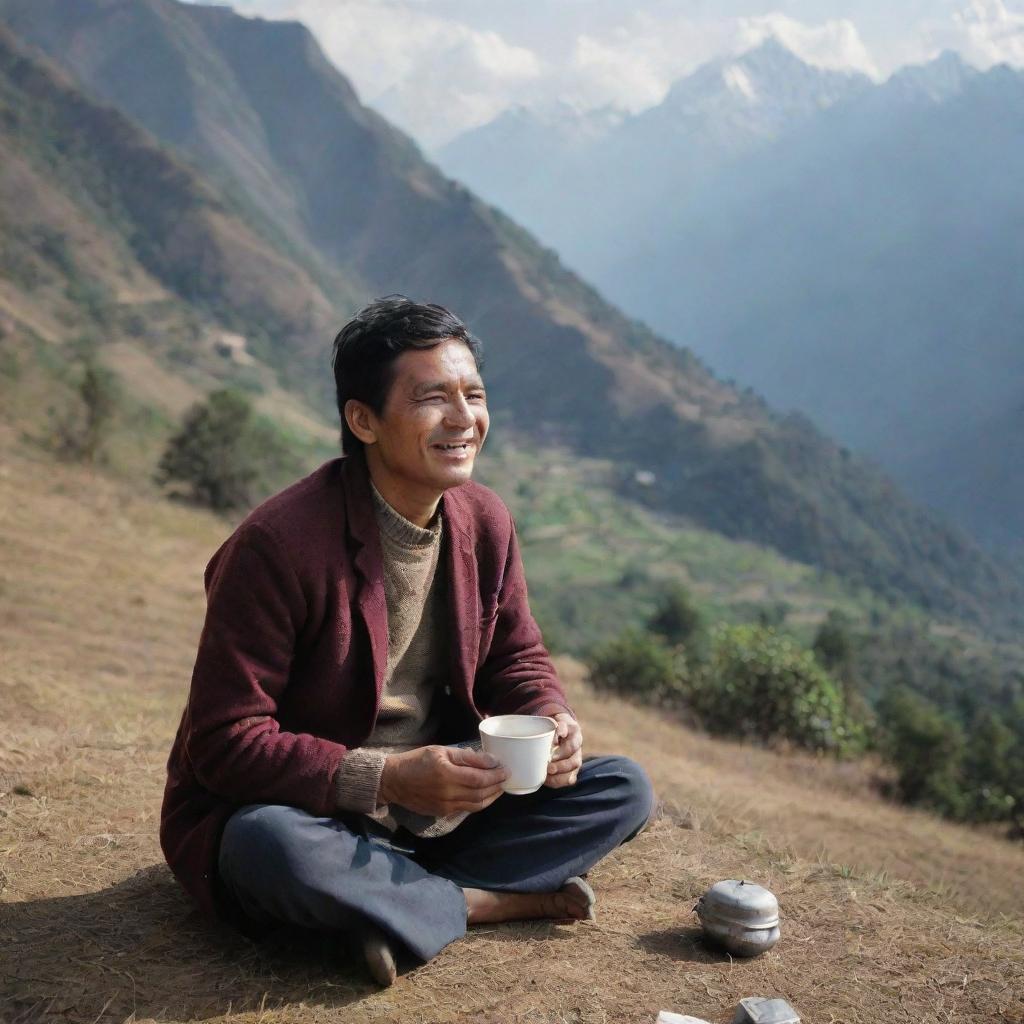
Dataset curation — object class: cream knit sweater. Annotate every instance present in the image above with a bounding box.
[333,482,470,838]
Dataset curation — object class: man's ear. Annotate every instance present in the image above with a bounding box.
[344,399,378,447]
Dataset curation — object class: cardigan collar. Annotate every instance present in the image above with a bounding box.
[341,451,474,579]
[339,452,481,716]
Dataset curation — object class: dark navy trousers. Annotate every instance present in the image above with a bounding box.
[217,754,654,963]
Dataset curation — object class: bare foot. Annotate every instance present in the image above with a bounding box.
[463,878,596,925]
[355,923,397,987]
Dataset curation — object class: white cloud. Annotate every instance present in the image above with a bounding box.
[550,12,879,114]
[565,33,670,111]
[555,15,738,112]
[372,29,544,147]
[922,0,1024,67]
[237,0,542,144]
[735,13,881,78]
[200,1,886,145]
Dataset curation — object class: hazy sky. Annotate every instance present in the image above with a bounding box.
[196,0,1024,145]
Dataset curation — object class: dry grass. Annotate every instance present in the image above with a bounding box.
[2,445,1023,1024]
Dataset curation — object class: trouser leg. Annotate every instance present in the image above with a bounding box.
[217,804,467,962]
[415,754,654,892]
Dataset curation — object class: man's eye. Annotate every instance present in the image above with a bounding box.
[468,392,486,402]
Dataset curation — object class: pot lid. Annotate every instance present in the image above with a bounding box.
[696,880,779,929]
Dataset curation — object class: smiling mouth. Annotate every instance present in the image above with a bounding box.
[431,441,474,452]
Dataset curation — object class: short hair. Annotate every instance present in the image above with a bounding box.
[331,295,483,455]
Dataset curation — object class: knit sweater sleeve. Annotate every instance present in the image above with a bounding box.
[332,747,388,813]
[182,522,350,816]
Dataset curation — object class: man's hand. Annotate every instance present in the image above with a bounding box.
[379,745,509,816]
[541,708,583,788]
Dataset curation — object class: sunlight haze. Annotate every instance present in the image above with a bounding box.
[189,0,1024,144]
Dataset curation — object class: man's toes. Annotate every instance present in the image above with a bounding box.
[560,876,596,921]
[358,923,397,987]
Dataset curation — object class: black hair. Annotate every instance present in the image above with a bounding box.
[330,295,484,454]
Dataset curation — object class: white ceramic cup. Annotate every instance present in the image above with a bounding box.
[478,714,557,795]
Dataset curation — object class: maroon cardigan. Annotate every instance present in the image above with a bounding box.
[160,454,567,918]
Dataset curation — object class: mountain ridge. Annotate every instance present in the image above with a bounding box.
[437,38,871,282]
[437,43,1024,556]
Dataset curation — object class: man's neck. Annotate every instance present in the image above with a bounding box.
[364,459,441,529]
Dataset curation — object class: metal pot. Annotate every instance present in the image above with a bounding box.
[695,879,780,957]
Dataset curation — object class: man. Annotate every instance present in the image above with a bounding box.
[160,296,654,986]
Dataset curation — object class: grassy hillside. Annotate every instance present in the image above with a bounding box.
[0,23,353,403]
[475,436,1024,726]
[5,312,1019,742]
[479,436,883,646]
[2,441,1023,1024]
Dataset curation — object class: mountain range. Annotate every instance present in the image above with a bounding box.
[437,42,1024,553]
[0,0,1020,630]
[438,40,872,285]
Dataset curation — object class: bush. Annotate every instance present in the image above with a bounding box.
[587,629,685,707]
[692,624,864,754]
[813,609,853,672]
[648,583,702,647]
[156,389,288,512]
[875,688,1024,831]
[876,686,967,817]
[52,358,121,463]
[961,709,1020,824]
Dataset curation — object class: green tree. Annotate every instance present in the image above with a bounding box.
[962,709,1017,823]
[959,703,1024,833]
[813,610,853,673]
[647,583,702,647]
[757,601,790,629]
[587,629,685,707]
[156,389,286,512]
[54,358,120,463]
[876,686,966,817]
[692,624,863,754]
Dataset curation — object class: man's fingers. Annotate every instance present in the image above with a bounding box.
[449,783,506,812]
[544,768,579,789]
[448,746,501,770]
[547,758,582,777]
[550,730,583,761]
[448,761,508,789]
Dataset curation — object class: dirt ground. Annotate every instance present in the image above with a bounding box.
[2,445,1023,1024]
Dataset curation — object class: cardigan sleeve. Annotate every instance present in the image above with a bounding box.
[180,522,349,816]
[472,514,573,719]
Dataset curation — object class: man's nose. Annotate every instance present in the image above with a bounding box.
[445,394,475,428]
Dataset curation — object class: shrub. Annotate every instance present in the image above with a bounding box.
[587,629,685,707]
[961,709,1019,823]
[876,686,966,817]
[692,623,864,754]
[813,609,854,672]
[156,389,288,512]
[960,703,1024,833]
[648,583,702,647]
[53,358,121,464]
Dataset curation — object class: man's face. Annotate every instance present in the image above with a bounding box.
[355,338,489,508]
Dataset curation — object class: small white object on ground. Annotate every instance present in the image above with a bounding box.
[732,996,801,1023]
[656,1013,713,1024]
